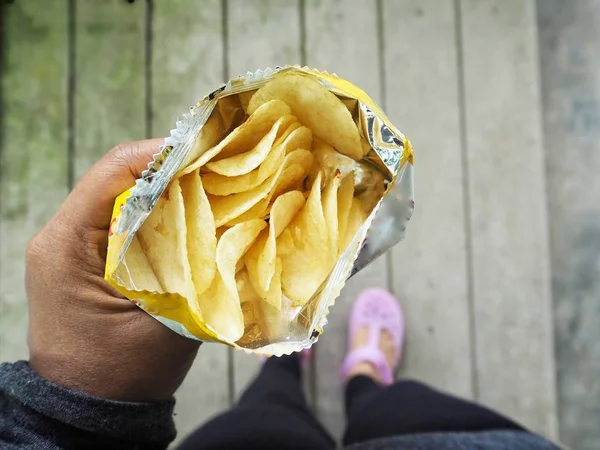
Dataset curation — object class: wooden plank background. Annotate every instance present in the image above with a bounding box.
[537,1,600,449]
[3,0,599,448]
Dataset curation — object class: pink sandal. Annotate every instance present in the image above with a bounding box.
[340,288,404,385]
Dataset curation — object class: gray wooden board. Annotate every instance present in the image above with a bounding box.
[0,0,69,362]
[384,0,473,399]
[303,0,389,439]
[226,0,304,401]
[537,0,600,447]
[151,0,229,443]
[459,0,558,438]
[73,0,146,182]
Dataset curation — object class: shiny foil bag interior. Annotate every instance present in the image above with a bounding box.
[104,66,414,355]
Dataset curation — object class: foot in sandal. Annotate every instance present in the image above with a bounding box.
[340,288,404,385]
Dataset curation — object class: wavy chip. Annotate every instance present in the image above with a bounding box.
[205,115,296,177]
[199,219,266,341]
[279,172,336,305]
[180,170,216,297]
[248,73,362,160]
[136,179,197,313]
[180,99,291,176]
[246,190,305,301]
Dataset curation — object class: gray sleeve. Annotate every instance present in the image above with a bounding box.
[0,361,176,450]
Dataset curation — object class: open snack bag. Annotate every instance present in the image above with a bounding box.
[105,67,414,355]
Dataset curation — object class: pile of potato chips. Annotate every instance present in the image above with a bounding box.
[122,72,387,345]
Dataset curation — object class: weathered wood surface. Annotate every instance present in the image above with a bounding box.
[0,0,69,363]
[459,0,558,438]
[304,0,389,440]
[74,0,146,180]
[384,0,474,401]
[3,0,594,446]
[537,0,600,448]
[151,0,229,443]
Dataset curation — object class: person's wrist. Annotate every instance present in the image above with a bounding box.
[28,307,201,402]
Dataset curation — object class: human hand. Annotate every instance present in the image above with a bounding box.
[26,140,201,402]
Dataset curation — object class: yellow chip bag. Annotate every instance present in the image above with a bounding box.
[105,66,414,355]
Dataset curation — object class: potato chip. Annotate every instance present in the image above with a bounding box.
[275,126,312,155]
[217,219,266,298]
[247,72,362,160]
[180,170,216,297]
[336,174,355,255]
[356,175,385,214]
[222,150,313,227]
[136,179,197,307]
[247,255,284,310]
[307,138,357,188]
[339,197,368,255]
[202,124,310,196]
[202,142,286,196]
[246,190,305,296]
[279,172,336,305]
[117,235,164,293]
[205,115,295,176]
[208,174,276,227]
[308,138,386,215]
[182,113,224,169]
[275,228,294,258]
[322,171,342,260]
[199,219,266,341]
[236,268,283,347]
[273,121,302,147]
[180,100,291,176]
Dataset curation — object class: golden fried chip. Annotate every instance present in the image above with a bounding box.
[180,171,216,297]
[275,126,312,155]
[180,100,291,176]
[222,150,313,227]
[202,124,309,196]
[118,235,165,293]
[279,172,336,305]
[356,175,385,214]
[308,138,386,215]
[236,268,284,347]
[136,179,196,306]
[322,171,342,261]
[208,174,277,227]
[202,143,286,196]
[307,138,357,188]
[336,174,355,255]
[248,72,362,159]
[339,198,368,255]
[182,113,224,168]
[246,190,305,297]
[273,122,302,147]
[199,219,266,341]
[205,115,295,176]
[275,228,294,258]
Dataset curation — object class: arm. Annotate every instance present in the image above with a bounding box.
[0,362,174,449]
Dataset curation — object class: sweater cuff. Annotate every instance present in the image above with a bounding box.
[0,361,176,445]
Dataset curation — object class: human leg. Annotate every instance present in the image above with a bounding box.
[339,288,525,446]
[178,353,334,450]
[343,376,525,445]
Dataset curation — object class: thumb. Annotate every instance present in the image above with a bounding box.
[67,139,165,231]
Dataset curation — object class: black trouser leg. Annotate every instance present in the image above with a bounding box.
[178,354,335,450]
[343,376,526,446]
